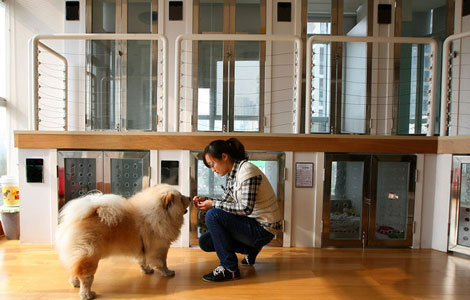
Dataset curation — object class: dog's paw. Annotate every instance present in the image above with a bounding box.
[159,269,175,277]
[69,277,80,288]
[79,290,96,300]
[140,265,155,274]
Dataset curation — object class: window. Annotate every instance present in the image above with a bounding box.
[0,2,7,176]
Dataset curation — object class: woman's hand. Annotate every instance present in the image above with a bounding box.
[193,195,205,206]
[192,195,213,211]
[196,199,213,211]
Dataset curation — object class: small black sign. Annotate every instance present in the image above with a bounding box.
[65,1,80,21]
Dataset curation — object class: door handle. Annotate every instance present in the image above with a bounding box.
[365,197,371,205]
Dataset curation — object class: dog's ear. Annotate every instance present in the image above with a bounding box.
[162,192,174,210]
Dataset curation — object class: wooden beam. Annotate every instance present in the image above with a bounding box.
[14,131,439,154]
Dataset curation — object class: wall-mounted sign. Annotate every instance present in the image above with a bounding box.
[295,162,314,188]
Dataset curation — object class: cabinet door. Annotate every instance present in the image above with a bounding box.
[104,151,150,196]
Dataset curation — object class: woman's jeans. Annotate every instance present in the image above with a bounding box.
[199,208,274,270]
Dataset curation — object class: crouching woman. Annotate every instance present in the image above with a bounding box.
[193,137,282,282]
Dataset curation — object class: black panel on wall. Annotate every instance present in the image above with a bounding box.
[278,2,291,22]
[26,158,44,183]
[377,4,392,24]
[169,1,183,21]
[161,160,179,185]
[464,0,470,17]
[65,1,80,21]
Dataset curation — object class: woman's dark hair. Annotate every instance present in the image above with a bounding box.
[202,138,248,168]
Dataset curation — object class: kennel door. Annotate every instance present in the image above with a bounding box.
[104,151,150,197]
[449,156,470,256]
[57,151,104,210]
[190,151,285,247]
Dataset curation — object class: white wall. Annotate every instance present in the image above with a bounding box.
[421,154,452,252]
[18,148,58,244]
[7,0,64,177]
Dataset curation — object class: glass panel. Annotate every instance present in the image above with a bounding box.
[235,0,260,34]
[458,163,470,247]
[90,0,116,130]
[341,1,368,134]
[92,0,115,33]
[251,160,278,197]
[341,42,367,134]
[307,0,331,133]
[126,1,155,130]
[199,0,224,33]
[111,158,143,197]
[127,40,153,130]
[329,161,363,240]
[64,158,97,202]
[90,40,116,130]
[127,0,153,33]
[398,0,447,135]
[197,41,224,131]
[343,0,367,36]
[234,41,260,131]
[375,162,410,240]
[307,0,332,34]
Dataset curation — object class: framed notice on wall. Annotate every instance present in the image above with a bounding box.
[295,162,314,188]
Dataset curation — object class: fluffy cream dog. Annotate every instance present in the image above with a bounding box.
[56,184,190,300]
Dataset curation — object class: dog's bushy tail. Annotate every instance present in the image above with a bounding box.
[58,193,128,227]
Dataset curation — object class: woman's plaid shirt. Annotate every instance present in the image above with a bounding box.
[212,160,283,231]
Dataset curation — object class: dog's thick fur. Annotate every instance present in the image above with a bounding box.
[56,184,190,300]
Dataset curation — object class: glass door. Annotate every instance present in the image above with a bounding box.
[368,155,416,247]
[323,154,416,247]
[449,156,470,256]
[307,0,371,134]
[194,0,265,132]
[190,151,285,247]
[323,154,369,247]
[86,0,159,131]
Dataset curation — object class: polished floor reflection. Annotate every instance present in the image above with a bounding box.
[0,239,469,299]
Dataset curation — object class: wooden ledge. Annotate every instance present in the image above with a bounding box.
[14,131,439,154]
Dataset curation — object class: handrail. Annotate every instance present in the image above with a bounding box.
[440,31,470,136]
[306,35,438,136]
[31,33,169,131]
[174,34,303,133]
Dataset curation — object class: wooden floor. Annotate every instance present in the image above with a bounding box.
[1,239,470,300]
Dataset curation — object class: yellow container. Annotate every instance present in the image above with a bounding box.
[1,176,19,206]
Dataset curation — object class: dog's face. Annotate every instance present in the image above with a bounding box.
[162,192,190,212]
[158,185,191,217]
